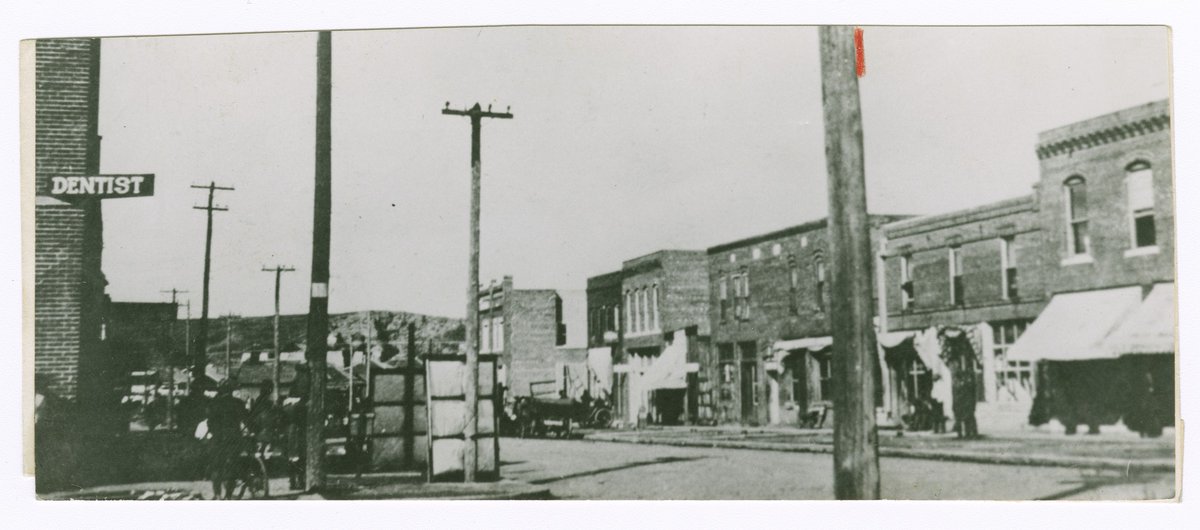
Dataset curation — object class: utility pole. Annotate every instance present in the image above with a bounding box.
[160,288,188,430]
[263,265,295,403]
[224,314,235,381]
[442,101,513,482]
[304,30,333,492]
[819,25,880,500]
[191,181,235,388]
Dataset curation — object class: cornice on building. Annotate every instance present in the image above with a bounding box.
[1035,99,1170,161]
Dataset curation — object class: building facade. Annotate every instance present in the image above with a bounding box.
[706,216,907,427]
[879,99,1174,434]
[586,251,711,426]
[880,196,1048,430]
[478,276,587,399]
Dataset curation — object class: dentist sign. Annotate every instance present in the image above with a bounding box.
[49,174,155,199]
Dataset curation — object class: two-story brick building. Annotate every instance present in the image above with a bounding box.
[1008,99,1174,436]
[477,276,586,400]
[879,99,1174,436]
[706,215,908,427]
[586,251,710,426]
[880,196,1048,431]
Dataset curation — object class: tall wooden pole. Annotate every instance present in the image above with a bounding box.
[403,322,417,469]
[191,182,234,387]
[304,30,332,492]
[819,25,881,500]
[442,102,512,482]
[224,314,233,380]
[264,265,295,403]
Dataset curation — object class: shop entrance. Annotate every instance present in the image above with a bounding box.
[738,342,758,424]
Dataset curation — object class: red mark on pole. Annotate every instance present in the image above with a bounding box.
[854,27,866,77]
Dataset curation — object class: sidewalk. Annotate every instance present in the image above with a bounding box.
[42,473,551,501]
[583,425,1177,472]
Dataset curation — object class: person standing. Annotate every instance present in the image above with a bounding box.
[206,380,247,499]
[285,364,309,490]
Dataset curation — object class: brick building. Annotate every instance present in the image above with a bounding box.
[478,276,587,399]
[706,215,907,427]
[1008,99,1174,435]
[32,38,110,410]
[586,251,710,426]
[880,196,1047,430]
[584,270,623,404]
[879,99,1175,435]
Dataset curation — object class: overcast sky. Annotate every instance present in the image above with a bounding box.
[94,26,1170,318]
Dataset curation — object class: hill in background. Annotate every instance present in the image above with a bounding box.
[169,310,465,362]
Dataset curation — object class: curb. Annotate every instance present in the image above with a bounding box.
[584,434,1176,473]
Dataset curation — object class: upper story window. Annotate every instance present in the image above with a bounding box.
[650,284,660,331]
[815,259,828,313]
[554,296,566,346]
[628,291,638,333]
[1126,161,1157,249]
[481,318,492,353]
[733,270,751,320]
[1001,237,1018,301]
[752,247,762,260]
[949,246,964,306]
[772,243,783,256]
[788,258,799,316]
[1064,176,1090,256]
[492,316,504,351]
[899,254,915,310]
[718,276,729,321]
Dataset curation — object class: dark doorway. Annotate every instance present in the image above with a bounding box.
[738,342,758,424]
[653,388,687,425]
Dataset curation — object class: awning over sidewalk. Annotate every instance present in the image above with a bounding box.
[639,330,691,390]
[773,336,833,355]
[1007,286,1144,362]
[1104,283,1176,356]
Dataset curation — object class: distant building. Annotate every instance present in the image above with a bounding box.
[706,215,908,427]
[586,250,711,426]
[478,276,587,398]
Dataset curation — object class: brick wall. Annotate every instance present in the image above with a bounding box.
[704,215,904,424]
[585,270,622,349]
[1033,100,1173,294]
[33,38,105,403]
[883,197,1048,330]
[505,289,568,397]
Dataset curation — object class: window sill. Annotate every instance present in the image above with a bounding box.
[1060,254,1094,267]
[1124,246,1160,258]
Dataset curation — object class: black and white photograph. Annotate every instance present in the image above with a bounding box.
[17,13,1188,507]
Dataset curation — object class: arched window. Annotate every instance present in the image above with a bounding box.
[814,258,828,312]
[1064,176,1090,256]
[1126,161,1156,248]
[788,257,799,315]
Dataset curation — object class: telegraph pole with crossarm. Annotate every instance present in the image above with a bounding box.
[442,101,512,482]
[263,265,295,403]
[191,181,234,389]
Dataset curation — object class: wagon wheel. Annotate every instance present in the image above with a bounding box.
[591,408,612,429]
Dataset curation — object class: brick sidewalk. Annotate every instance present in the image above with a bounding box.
[583,425,1176,472]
